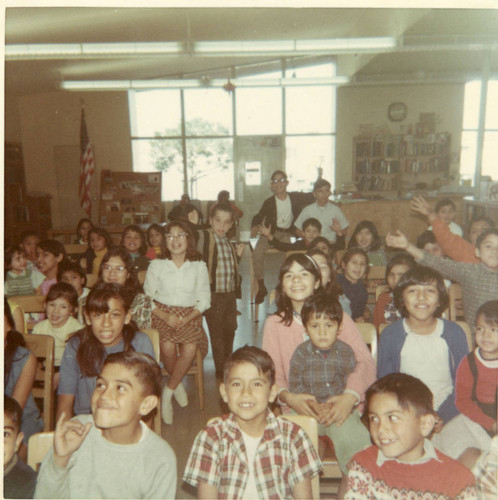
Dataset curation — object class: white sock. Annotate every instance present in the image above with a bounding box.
[162,385,174,401]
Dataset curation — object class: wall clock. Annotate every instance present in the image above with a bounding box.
[388,102,407,122]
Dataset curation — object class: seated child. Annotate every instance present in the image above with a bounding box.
[428,197,463,236]
[81,227,113,274]
[145,223,164,260]
[416,230,446,257]
[36,240,67,296]
[32,282,83,386]
[19,230,40,271]
[120,225,150,272]
[35,351,177,499]
[259,217,322,251]
[289,292,371,473]
[373,253,415,330]
[75,218,94,245]
[4,245,44,297]
[348,220,388,266]
[3,396,37,499]
[57,260,90,323]
[345,373,476,499]
[183,346,323,499]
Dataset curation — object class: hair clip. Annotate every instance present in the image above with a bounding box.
[304,253,320,272]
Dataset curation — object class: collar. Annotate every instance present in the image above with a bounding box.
[376,438,442,467]
[224,409,280,445]
[475,348,498,368]
[7,270,26,278]
[210,229,228,243]
[403,318,443,337]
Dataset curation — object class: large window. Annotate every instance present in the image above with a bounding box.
[460,80,498,183]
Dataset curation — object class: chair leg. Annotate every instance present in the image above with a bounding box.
[195,349,204,410]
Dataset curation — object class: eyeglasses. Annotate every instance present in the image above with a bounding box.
[166,232,187,241]
[271,178,288,184]
[102,265,126,272]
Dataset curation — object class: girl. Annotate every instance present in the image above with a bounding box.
[144,221,210,424]
[81,227,113,274]
[373,252,415,330]
[36,239,68,296]
[262,253,376,422]
[19,230,40,271]
[75,218,94,244]
[145,223,164,260]
[377,266,469,457]
[56,282,155,420]
[307,248,352,317]
[4,245,44,297]
[348,220,388,266]
[120,224,150,272]
[4,299,43,452]
[337,248,369,321]
[57,260,90,323]
[309,236,334,257]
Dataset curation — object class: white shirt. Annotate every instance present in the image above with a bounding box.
[294,202,349,242]
[241,429,263,499]
[428,221,463,237]
[144,258,211,313]
[275,195,293,229]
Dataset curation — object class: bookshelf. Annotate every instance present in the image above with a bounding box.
[354,132,451,195]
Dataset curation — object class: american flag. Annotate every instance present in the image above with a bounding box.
[79,106,95,215]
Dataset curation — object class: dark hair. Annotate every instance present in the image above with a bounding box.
[98,246,143,295]
[217,190,230,202]
[19,230,39,244]
[271,170,287,181]
[302,217,322,232]
[435,198,456,213]
[162,220,202,262]
[4,298,29,382]
[57,260,87,287]
[88,227,113,250]
[76,218,94,238]
[468,215,495,242]
[313,178,331,192]
[301,291,343,328]
[37,239,67,259]
[4,395,22,432]
[476,228,498,250]
[309,236,335,257]
[121,225,148,256]
[223,346,276,387]
[4,245,24,272]
[76,282,137,377]
[416,230,438,250]
[348,220,382,252]
[393,265,449,318]
[211,201,234,221]
[365,373,435,422]
[385,253,415,281]
[341,247,369,277]
[146,224,164,246]
[306,248,343,297]
[103,351,161,399]
[46,282,79,311]
[275,253,321,326]
[475,300,498,327]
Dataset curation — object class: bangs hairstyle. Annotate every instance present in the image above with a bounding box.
[393,265,448,318]
[103,351,162,399]
[309,236,334,256]
[313,178,331,192]
[20,230,40,244]
[275,253,321,326]
[435,198,456,213]
[4,245,24,270]
[301,291,343,327]
[162,220,202,262]
[348,220,382,252]
[88,227,113,250]
[46,282,78,311]
[211,201,234,221]
[76,218,94,237]
[306,248,343,298]
[37,239,67,259]
[416,230,437,249]
[302,218,322,232]
[121,225,148,255]
[476,227,498,249]
[4,396,22,432]
[341,247,369,274]
[98,246,143,294]
[146,224,164,244]
[385,252,415,281]
[57,260,87,286]
[365,373,435,425]
[476,300,498,327]
[223,346,275,387]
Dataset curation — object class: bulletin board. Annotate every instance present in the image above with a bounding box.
[98,170,162,227]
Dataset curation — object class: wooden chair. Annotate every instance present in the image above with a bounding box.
[86,273,98,288]
[10,295,45,332]
[366,266,386,305]
[27,431,54,472]
[23,334,55,431]
[379,322,390,335]
[356,322,378,361]
[64,243,88,260]
[456,321,474,351]
[449,283,464,321]
[375,284,390,301]
[141,329,162,434]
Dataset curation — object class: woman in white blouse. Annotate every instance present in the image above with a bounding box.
[144,221,211,425]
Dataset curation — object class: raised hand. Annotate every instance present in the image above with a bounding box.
[411,196,436,221]
[53,413,92,468]
[385,230,409,250]
[330,217,342,235]
[258,221,273,240]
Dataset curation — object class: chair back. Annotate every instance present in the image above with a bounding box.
[27,431,54,472]
[456,321,474,351]
[141,329,162,434]
[23,334,55,431]
[64,243,88,259]
[355,322,378,361]
[378,323,390,335]
[375,284,390,301]
[10,295,45,332]
[449,283,464,321]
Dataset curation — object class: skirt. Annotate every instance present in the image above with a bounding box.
[151,302,208,358]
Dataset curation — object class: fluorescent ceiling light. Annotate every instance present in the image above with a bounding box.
[195,40,296,53]
[297,37,397,51]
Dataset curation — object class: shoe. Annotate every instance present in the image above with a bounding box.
[173,382,188,408]
[161,386,174,425]
[255,286,268,305]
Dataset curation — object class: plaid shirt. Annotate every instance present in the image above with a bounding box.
[213,233,236,293]
[183,410,322,499]
[289,339,356,403]
[473,436,498,500]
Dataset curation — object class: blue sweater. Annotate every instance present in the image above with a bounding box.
[377,319,469,423]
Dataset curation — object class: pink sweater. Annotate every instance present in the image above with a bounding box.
[262,312,376,404]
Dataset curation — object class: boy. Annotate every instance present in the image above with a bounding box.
[197,202,246,380]
[4,396,37,499]
[183,346,322,498]
[386,227,498,327]
[4,244,44,297]
[345,373,477,499]
[259,217,322,251]
[428,198,463,236]
[289,293,371,473]
[34,351,177,499]
[294,178,349,243]
[20,230,40,271]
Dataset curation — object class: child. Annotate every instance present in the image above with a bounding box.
[19,230,40,271]
[56,282,156,420]
[309,236,334,256]
[428,197,463,236]
[35,351,177,499]
[145,223,164,260]
[289,292,371,473]
[348,220,388,266]
[36,239,68,295]
[416,229,446,257]
[3,396,37,499]
[75,218,94,244]
[294,178,349,243]
[57,260,90,323]
[345,373,477,499]
[473,435,498,499]
[259,217,322,252]
[386,227,498,328]
[373,252,415,330]
[32,282,83,383]
[197,202,245,380]
[337,248,369,321]
[183,346,323,499]
[377,266,469,453]
[120,224,150,272]
[4,244,44,297]
[81,227,113,274]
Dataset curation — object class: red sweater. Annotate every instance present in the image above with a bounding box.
[346,445,476,499]
[432,217,479,263]
[456,350,498,432]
